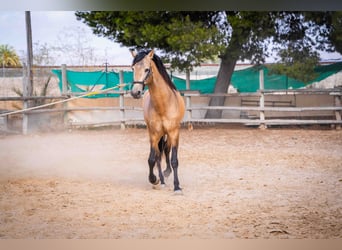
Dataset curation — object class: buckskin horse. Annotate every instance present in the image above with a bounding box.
[130,49,185,194]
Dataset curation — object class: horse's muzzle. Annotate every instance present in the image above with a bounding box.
[131,89,142,99]
[131,81,145,99]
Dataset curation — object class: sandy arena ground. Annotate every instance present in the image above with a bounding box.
[0,126,341,239]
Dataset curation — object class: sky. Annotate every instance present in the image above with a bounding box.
[0,11,132,65]
[1,11,342,66]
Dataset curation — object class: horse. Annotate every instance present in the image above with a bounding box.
[130,49,185,194]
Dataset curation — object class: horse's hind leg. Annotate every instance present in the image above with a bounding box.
[157,137,166,185]
[171,145,181,192]
[167,130,181,192]
[156,156,165,185]
[163,142,172,178]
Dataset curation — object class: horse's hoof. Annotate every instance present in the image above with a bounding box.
[163,169,172,178]
[174,189,183,196]
[149,176,159,185]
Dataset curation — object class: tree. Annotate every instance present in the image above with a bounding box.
[0,44,22,67]
[33,41,56,66]
[51,26,99,65]
[330,12,342,53]
[0,44,22,77]
[268,12,342,84]
[75,11,342,118]
[206,12,278,118]
[28,27,100,66]
[303,11,342,54]
[75,11,225,70]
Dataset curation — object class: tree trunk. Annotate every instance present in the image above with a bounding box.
[205,56,237,118]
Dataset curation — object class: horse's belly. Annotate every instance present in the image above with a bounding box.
[144,115,178,132]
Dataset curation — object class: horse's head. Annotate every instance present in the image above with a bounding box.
[130,49,154,99]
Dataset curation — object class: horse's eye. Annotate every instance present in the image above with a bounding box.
[145,68,149,72]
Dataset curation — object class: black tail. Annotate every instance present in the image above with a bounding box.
[158,135,167,154]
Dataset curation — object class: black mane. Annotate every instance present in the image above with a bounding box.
[132,50,177,91]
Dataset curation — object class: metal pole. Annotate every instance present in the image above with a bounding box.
[23,11,33,134]
[25,11,33,99]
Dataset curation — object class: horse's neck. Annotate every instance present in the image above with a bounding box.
[148,65,174,112]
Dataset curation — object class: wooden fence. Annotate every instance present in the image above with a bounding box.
[0,68,341,133]
[183,89,342,129]
[1,87,341,134]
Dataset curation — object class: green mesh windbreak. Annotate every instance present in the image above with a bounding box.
[310,61,342,83]
[51,69,132,98]
[52,62,342,98]
[231,66,307,92]
[172,75,217,93]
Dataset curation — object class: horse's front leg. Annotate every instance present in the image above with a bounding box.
[148,146,159,185]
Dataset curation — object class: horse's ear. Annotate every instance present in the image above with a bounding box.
[148,49,154,59]
[130,49,137,58]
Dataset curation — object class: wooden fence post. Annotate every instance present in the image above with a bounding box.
[186,94,192,120]
[334,94,341,130]
[22,64,28,135]
[185,69,193,130]
[259,68,267,129]
[61,64,68,127]
[119,70,125,130]
[185,94,193,130]
[185,69,190,90]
